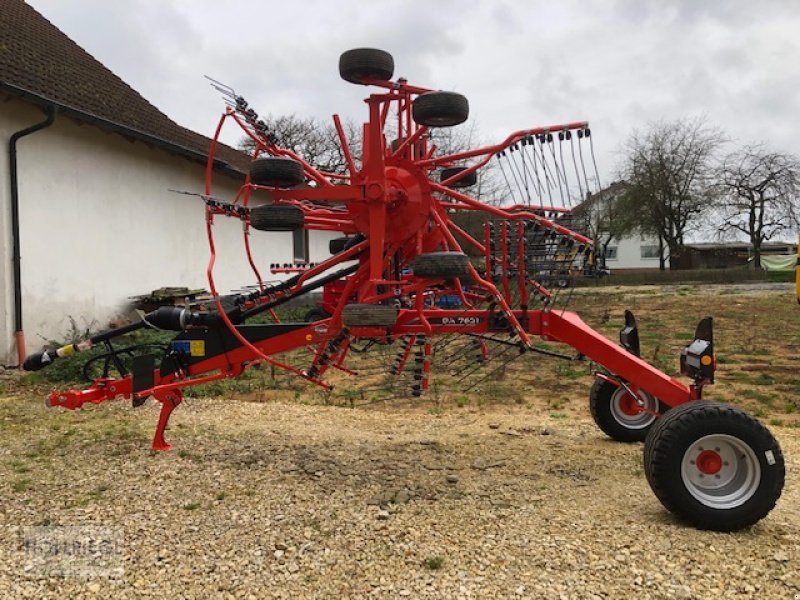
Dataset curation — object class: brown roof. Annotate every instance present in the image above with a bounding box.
[0,0,248,174]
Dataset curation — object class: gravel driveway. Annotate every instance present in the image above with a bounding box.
[1,396,798,599]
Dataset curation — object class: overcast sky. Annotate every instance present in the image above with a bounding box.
[27,0,800,186]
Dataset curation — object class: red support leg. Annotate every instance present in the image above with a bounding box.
[151,390,183,452]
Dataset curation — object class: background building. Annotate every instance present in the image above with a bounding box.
[0,1,334,365]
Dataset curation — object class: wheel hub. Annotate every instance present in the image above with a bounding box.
[618,393,641,416]
[695,449,723,475]
[681,434,761,509]
[610,387,657,429]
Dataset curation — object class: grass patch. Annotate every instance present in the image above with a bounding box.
[12,478,32,492]
[423,556,445,570]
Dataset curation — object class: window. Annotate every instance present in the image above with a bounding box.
[292,229,309,263]
[605,246,618,261]
[640,245,660,259]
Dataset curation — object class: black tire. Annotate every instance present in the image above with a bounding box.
[304,308,330,323]
[412,91,469,127]
[250,157,304,188]
[411,252,471,279]
[643,401,785,531]
[339,48,394,84]
[589,378,665,442]
[250,204,304,231]
[342,304,398,328]
[440,167,477,188]
[329,237,351,254]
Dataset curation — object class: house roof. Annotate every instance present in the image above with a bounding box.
[684,242,797,252]
[0,0,248,174]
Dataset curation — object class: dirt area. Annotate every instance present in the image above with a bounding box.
[1,282,799,598]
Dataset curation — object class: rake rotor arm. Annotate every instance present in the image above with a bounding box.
[417,121,590,169]
[430,182,593,246]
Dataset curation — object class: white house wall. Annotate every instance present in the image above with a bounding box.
[605,235,667,270]
[1,99,336,364]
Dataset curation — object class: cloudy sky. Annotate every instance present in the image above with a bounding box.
[26,0,800,184]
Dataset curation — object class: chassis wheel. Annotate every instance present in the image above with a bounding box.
[342,304,398,328]
[339,48,394,84]
[412,91,469,127]
[411,251,471,279]
[250,157,304,187]
[440,167,477,188]
[250,204,305,231]
[589,378,664,442]
[643,401,784,531]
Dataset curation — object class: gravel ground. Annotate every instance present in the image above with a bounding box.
[1,395,799,599]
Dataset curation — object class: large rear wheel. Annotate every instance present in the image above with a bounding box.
[643,401,784,531]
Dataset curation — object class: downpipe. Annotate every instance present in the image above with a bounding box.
[8,105,56,368]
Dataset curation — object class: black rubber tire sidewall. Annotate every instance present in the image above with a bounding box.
[250,157,304,188]
[589,378,663,443]
[643,401,785,531]
[412,91,469,127]
[329,237,351,254]
[440,167,478,188]
[250,205,305,231]
[342,304,398,328]
[411,251,471,279]
[339,48,394,84]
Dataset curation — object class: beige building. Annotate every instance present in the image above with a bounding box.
[0,1,334,365]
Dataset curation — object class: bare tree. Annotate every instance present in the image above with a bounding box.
[571,181,630,269]
[241,115,506,203]
[239,114,361,175]
[715,145,800,269]
[617,117,725,269]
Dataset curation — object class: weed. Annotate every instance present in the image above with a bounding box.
[423,556,445,570]
[11,461,30,474]
[769,418,784,427]
[215,492,227,501]
[13,478,32,492]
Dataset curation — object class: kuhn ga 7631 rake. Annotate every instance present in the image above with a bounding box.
[24,49,784,531]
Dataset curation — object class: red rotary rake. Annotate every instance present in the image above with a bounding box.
[24,49,784,531]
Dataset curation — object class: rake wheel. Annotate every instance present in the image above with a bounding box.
[440,167,477,188]
[342,304,398,328]
[412,91,469,127]
[250,204,304,231]
[411,252,471,279]
[250,157,304,187]
[339,48,394,84]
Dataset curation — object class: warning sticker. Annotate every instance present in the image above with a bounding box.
[190,340,206,357]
